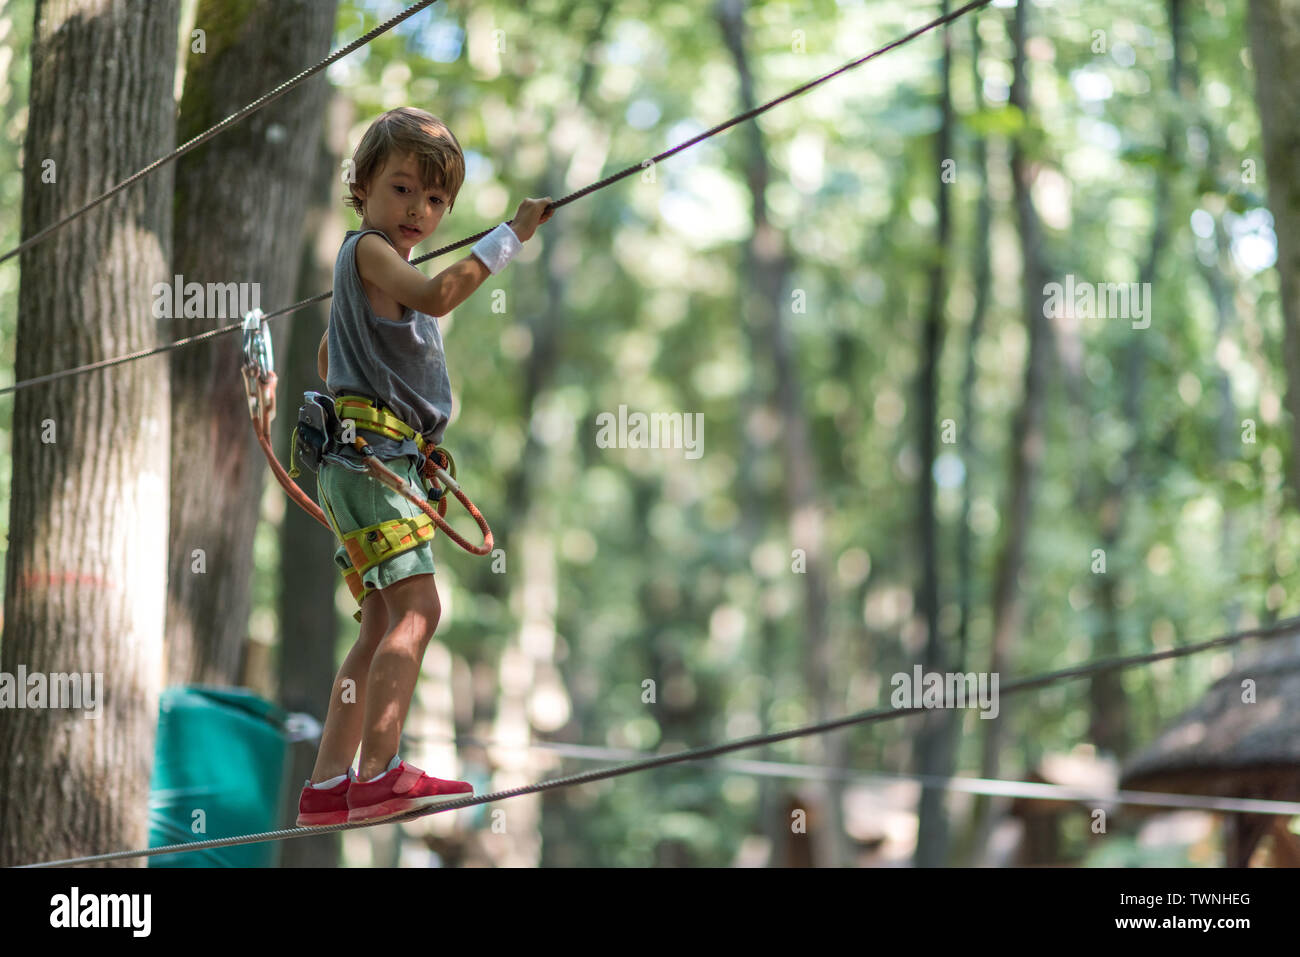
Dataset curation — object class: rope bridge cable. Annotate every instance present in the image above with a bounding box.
[398,734,1300,818]
[0,0,442,268]
[16,612,1300,868]
[0,0,995,399]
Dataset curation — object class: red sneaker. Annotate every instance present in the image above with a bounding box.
[347,758,473,824]
[296,775,351,827]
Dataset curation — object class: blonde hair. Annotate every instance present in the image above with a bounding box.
[344,107,465,216]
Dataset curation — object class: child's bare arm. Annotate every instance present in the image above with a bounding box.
[427,255,492,316]
[356,233,472,318]
[355,198,554,318]
[317,330,328,381]
[429,199,552,312]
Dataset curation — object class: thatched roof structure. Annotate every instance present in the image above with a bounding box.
[1120,635,1300,800]
[1119,633,1300,865]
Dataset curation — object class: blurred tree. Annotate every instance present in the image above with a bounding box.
[914,0,957,869]
[0,0,177,868]
[717,0,843,867]
[951,11,994,866]
[970,0,1055,864]
[1087,0,1184,761]
[1247,0,1300,512]
[167,0,338,686]
[275,89,352,867]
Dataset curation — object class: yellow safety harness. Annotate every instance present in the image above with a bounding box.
[241,309,492,625]
[302,395,456,620]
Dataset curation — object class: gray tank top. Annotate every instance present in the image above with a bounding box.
[325,228,453,463]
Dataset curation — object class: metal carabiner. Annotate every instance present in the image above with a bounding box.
[241,309,274,423]
[241,308,273,378]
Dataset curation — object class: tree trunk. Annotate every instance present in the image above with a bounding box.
[478,4,612,866]
[953,11,993,850]
[914,0,955,868]
[486,161,577,863]
[969,0,1054,863]
[716,0,845,868]
[276,91,351,867]
[1246,0,1300,512]
[1088,0,1182,759]
[0,0,178,867]
[167,0,337,687]
[1186,22,1243,632]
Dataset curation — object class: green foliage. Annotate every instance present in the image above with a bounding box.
[1,0,1291,866]
[964,105,1025,137]
[322,0,1291,869]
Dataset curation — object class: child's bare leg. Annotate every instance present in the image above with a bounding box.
[309,590,388,783]
[357,573,440,781]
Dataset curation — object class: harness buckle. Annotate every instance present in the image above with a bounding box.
[291,392,344,474]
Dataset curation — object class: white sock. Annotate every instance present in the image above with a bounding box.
[310,772,348,789]
[361,754,402,783]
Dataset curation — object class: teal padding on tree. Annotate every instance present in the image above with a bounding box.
[148,686,291,868]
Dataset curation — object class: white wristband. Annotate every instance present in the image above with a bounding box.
[471,222,523,274]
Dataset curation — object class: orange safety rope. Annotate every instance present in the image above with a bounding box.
[246,370,330,530]
[241,349,493,556]
[365,446,494,556]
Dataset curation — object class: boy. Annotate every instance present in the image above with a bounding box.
[296,107,553,826]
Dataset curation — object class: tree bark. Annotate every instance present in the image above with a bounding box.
[0,0,178,867]
[166,0,337,687]
[1246,0,1300,512]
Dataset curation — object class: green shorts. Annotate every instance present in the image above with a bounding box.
[316,456,436,592]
